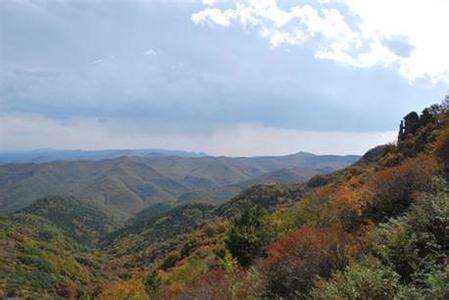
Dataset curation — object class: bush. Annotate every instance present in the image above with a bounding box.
[19,254,56,273]
[38,229,56,241]
[434,127,449,175]
[144,270,161,295]
[27,271,56,290]
[423,266,449,299]
[363,157,438,222]
[160,251,181,270]
[379,151,404,167]
[310,260,400,300]
[163,268,266,300]
[371,192,449,283]
[263,226,353,299]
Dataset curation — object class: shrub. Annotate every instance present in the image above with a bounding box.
[38,229,56,241]
[423,266,449,299]
[379,151,404,167]
[263,226,354,299]
[144,270,161,295]
[27,271,56,290]
[371,192,449,283]
[19,254,56,273]
[57,283,78,299]
[363,157,438,222]
[310,260,400,300]
[165,268,266,300]
[160,251,181,270]
[434,127,449,175]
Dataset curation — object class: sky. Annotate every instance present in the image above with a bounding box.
[0,0,448,156]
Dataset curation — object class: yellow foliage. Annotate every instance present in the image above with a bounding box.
[97,274,147,300]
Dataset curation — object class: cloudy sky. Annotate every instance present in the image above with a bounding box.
[0,0,448,156]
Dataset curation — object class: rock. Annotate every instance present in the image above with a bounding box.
[398,111,420,141]
[358,145,390,163]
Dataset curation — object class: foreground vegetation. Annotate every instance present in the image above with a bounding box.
[1,102,449,299]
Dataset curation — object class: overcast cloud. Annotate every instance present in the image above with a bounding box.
[0,0,447,155]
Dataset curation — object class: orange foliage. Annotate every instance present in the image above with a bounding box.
[434,127,449,163]
[161,270,225,299]
[163,281,186,297]
[161,269,264,300]
[262,225,360,297]
[373,155,437,186]
[330,176,368,216]
[264,225,356,267]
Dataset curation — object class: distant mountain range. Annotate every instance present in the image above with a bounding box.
[0,148,207,164]
[0,151,359,217]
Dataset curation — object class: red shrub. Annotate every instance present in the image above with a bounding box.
[263,226,356,298]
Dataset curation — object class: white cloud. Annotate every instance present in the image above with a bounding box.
[192,8,235,27]
[0,114,396,156]
[192,0,449,84]
[203,0,219,5]
[143,48,158,56]
[92,55,115,64]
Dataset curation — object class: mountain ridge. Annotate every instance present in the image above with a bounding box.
[0,153,359,217]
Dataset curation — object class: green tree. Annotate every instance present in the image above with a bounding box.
[144,270,162,295]
[225,206,269,267]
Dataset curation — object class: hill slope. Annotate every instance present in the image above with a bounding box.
[0,213,111,298]
[95,103,449,299]
[18,196,119,246]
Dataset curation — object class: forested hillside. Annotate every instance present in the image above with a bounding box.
[97,103,449,299]
[0,199,113,298]
[1,103,449,299]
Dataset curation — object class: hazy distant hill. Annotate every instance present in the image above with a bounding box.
[0,148,207,164]
[144,155,270,190]
[0,157,189,217]
[238,152,360,171]
[177,168,310,204]
[175,153,358,204]
[0,152,359,217]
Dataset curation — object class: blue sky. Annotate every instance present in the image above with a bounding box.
[0,0,448,156]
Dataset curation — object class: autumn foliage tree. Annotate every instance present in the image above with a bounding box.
[262,226,355,299]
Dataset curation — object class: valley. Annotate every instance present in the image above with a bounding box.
[0,152,358,217]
